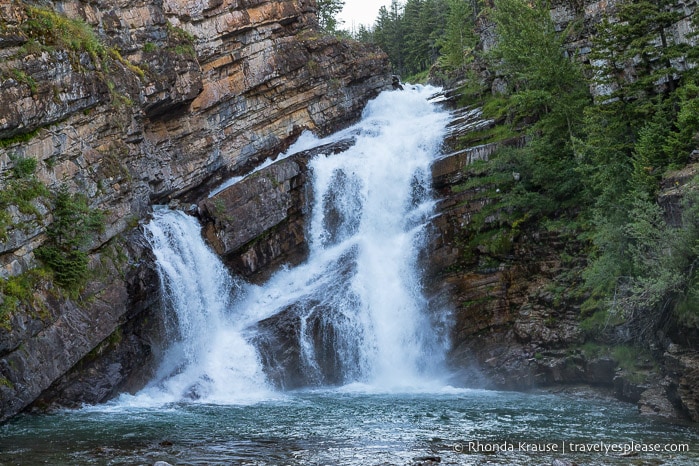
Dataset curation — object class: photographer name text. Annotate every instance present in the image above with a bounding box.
[453,440,689,455]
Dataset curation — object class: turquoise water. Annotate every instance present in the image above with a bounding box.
[1,388,697,465]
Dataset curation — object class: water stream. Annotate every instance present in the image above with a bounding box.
[1,86,698,465]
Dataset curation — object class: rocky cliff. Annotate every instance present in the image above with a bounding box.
[0,0,389,421]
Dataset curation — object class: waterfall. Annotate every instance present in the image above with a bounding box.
[237,85,451,389]
[135,85,451,404]
[135,209,272,404]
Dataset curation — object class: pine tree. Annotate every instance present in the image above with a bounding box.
[373,1,406,74]
[592,0,687,112]
[439,0,479,72]
[317,0,345,32]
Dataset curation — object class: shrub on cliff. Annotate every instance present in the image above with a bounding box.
[36,186,104,296]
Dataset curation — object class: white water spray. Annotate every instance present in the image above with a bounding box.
[133,209,272,405]
[135,85,451,404]
[239,85,451,389]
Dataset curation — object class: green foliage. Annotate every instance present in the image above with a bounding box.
[0,376,13,389]
[578,2,699,341]
[108,49,146,78]
[36,246,90,295]
[17,5,145,104]
[317,0,345,32]
[22,6,107,65]
[35,186,105,296]
[438,0,479,72]
[579,309,625,337]
[0,128,40,149]
[675,270,699,328]
[631,117,671,197]
[490,0,563,90]
[579,343,652,382]
[10,155,37,179]
[372,1,407,74]
[9,69,37,94]
[0,155,49,241]
[0,269,48,325]
[591,0,686,111]
[489,0,590,128]
[457,124,517,147]
[166,23,196,57]
[356,0,453,77]
[457,0,590,245]
[403,0,449,74]
[582,182,699,341]
[663,83,699,167]
[405,69,430,84]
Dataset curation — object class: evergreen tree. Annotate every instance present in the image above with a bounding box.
[579,0,699,337]
[402,0,449,74]
[439,0,479,72]
[373,1,406,75]
[317,0,345,32]
[488,0,589,205]
[592,0,687,115]
[357,0,452,77]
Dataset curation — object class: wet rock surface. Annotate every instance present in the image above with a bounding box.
[199,138,355,282]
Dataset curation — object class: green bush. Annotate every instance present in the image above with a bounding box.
[10,155,37,179]
[35,186,105,296]
[0,269,48,324]
[22,6,107,64]
[0,155,49,241]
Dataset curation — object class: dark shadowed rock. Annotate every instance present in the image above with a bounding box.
[249,247,359,387]
[199,138,355,282]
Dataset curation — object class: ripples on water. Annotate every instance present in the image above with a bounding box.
[1,388,698,465]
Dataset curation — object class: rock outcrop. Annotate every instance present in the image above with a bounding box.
[199,137,355,282]
[0,0,389,277]
[0,233,160,418]
[0,0,389,421]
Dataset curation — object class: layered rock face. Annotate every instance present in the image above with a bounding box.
[0,0,389,421]
[0,0,389,276]
[199,137,354,282]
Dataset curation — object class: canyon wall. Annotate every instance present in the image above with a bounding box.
[0,0,390,421]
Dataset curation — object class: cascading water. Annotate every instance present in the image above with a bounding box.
[243,86,452,388]
[136,85,451,404]
[137,209,272,404]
